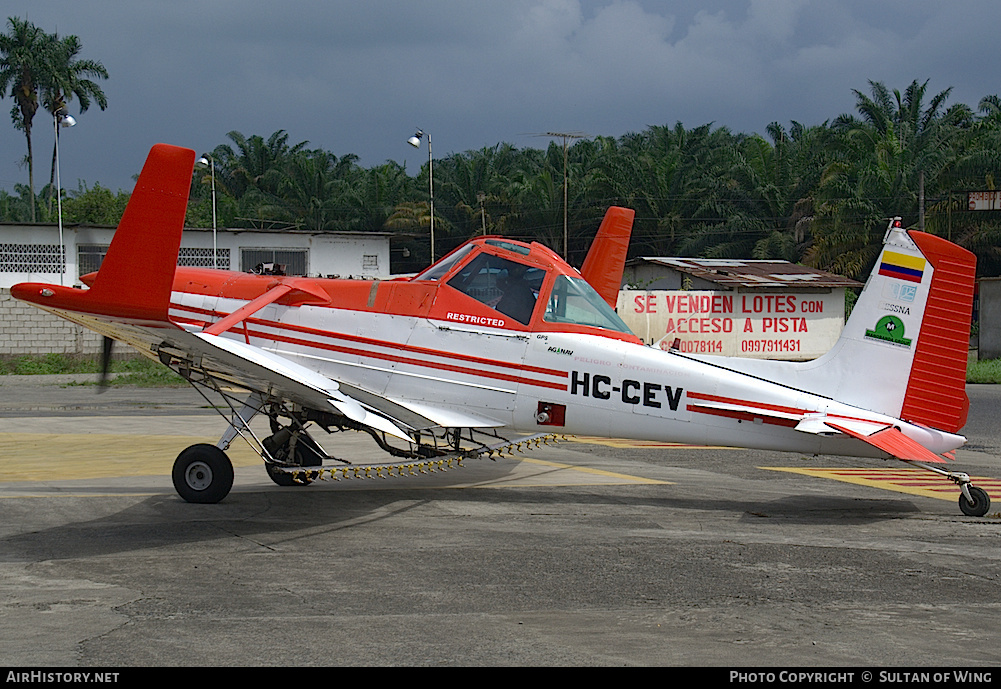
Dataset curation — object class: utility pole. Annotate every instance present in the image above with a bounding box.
[542,131,586,259]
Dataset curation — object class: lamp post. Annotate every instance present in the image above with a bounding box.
[407,129,434,262]
[53,108,76,286]
[196,155,218,268]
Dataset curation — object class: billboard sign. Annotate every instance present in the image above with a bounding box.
[617,290,845,360]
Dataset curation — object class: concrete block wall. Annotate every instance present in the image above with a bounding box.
[980,278,1001,360]
[0,288,104,355]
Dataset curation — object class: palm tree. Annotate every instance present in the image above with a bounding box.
[0,17,54,222]
[809,80,967,277]
[212,130,308,200]
[42,32,109,212]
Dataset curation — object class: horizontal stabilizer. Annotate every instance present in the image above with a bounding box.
[824,421,948,463]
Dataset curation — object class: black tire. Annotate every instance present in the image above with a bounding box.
[959,486,991,517]
[172,444,234,504]
[265,433,324,487]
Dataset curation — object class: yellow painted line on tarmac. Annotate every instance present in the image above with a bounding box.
[0,432,260,481]
[495,456,670,486]
[570,436,735,450]
[0,433,665,488]
[762,467,1001,502]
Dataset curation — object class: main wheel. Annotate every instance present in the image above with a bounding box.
[959,486,991,517]
[265,432,324,487]
[172,444,234,503]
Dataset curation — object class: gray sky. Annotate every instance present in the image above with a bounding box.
[3,0,1000,194]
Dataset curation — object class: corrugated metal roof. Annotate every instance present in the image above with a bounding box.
[628,257,861,288]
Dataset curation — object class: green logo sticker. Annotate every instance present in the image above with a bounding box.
[865,315,912,347]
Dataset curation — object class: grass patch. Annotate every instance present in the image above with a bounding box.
[0,353,99,375]
[967,357,1001,384]
[0,353,186,386]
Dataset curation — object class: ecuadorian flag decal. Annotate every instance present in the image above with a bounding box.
[878,251,926,283]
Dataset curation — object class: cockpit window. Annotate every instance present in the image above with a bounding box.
[414,244,476,282]
[544,276,634,334]
[446,253,543,325]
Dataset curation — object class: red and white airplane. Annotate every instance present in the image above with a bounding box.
[12,144,991,516]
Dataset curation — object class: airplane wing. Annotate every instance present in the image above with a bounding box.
[154,326,514,441]
[173,330,424,440]
[163,280,508,436]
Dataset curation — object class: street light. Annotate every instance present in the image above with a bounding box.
[407,129,434,262]
[196,155,218,269]
[53,107,76,286]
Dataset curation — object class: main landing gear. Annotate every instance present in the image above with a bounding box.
[262,425,325,487]
[171,444,234,504]
[169,406,330,502]
[159,345,555,505]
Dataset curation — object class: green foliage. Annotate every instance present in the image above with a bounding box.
[4,67,1001,279]
[60,182,130,224]
[0,353,92,374]
[1,16,108,222]
[0,353,185,385]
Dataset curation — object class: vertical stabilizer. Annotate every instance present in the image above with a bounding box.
[701,219,976,433]
[580,206,634,308]
[798,219,975,430]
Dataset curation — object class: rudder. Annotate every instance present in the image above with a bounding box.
[900,230,975,432]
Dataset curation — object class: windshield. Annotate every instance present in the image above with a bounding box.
[414,244,476,282]
[544,276,634,334]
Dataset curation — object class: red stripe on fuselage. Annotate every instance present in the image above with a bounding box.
[685,391,887,427]
[685,391,810,417]
[168,300,568,391]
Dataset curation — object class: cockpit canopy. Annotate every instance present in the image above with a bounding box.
[413,237,637,342]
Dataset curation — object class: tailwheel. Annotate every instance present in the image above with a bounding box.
[263,428,325,487]
[959,486,991,517]
[172,443,234,504]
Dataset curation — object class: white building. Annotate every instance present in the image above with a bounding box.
[0,223,393,355]
[0,222,393,289]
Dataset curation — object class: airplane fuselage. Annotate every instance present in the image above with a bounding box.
[162,275,961,461]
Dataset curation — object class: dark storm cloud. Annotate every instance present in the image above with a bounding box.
[3,1,999,193]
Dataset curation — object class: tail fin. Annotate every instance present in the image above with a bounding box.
[712,219,975,432]
[11,144,195,323]
[580,206,634,308]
